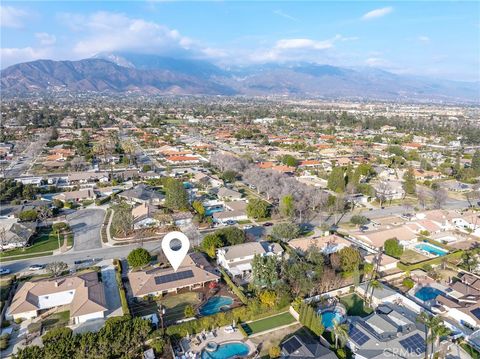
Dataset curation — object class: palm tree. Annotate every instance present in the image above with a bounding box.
[430,317,450,358]
[417,312,440,359]
[332,320,349,349]
[369,280,382,306]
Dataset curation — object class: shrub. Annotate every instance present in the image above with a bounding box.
[184,305,195,318]
[384,238,404,258]
[27,322,42,334]
[402,277,415,289]
[127,248,151,268]
[269,346,281,358]
[219,268,248,304]
[0,333,10,350]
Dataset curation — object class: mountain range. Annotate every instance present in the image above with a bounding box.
[1,52,479,103]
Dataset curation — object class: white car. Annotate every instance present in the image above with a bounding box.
[243,225,253,230]
[0,268,11,275]
[29,264,45,271]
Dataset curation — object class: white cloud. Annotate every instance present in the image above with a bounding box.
[365,57,390,67]
[273,10,299,22]
[418,35,430,43]
[0,5,29,28]
[57,11,196,58]
[275,37,336,51]
[0,47,50,68]
[361,7,393,20]
[35,32,57,46]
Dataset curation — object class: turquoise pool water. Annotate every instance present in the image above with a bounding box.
[201,342,249,359]
[199,296,233,316]
[205,207,224,216]
[415,243,448,256]
[321,309,345,330]
[415,286,443,301]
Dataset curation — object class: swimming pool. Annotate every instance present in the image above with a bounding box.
[319,306,345,330]
[415,243,448,256]
[199,296,233,316]
[205,206,224,216]
[415,286,443,301]
[201,342,249,359]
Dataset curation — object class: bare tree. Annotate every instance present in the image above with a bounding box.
[432,188,448,209]
[375,180,392,207]
[417,188,429,209]
[46,261,68,277]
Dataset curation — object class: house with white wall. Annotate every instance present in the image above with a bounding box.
[7,271,107,324]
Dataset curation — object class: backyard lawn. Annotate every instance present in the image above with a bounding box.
[340,294,373,317]
[0,228,63,259]
[241,312,296,336]
[400,249,428,264]
[159,291,201,323]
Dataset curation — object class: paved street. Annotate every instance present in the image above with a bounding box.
[4,132,50,178]
[68,208,105,251]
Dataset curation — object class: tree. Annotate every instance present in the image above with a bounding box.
[350,215,369,227]
[327,167,345,193]
[338,247,361,273]
[164,178,189,211]
[259,291,277,306]
[269,346,281,359]
[246,198,269,219]
[46,262,68,277]
[192,200,205,217]
[184,305,195,318]
[127,248,151,268]
[271,222,300,242]
[215,227,245,245]
[369,279,382,305]
[333,320,349,349]
[472,150,480,175]
[252,255,279,290]
[403,167,417,195]
[384,238,404,258]
[111,204,133,237]
[279,195,295,218]
[460,250,479,272]
[375,180,392,207]
[281,154,298,167]
[432,187,448,209]
[18,210,37,222]
[221,170,238,183]
[201,233,223,258]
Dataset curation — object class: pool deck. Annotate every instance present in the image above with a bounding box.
[180,325,256,357]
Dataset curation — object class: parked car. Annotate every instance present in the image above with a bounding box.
[28,264,45,271]
[0,268,11,275]
[243,225,253,230]
[225,220,236,226]
[263,222,273,227]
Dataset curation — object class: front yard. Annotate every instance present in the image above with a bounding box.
[41,310,70,332]
[0,227,65,259]
[400,249,429,264]
[241,312,296,336]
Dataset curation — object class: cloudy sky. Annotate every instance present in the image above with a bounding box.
[1,1,479,81]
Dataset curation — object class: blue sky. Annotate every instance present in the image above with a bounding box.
[1,1,479,81]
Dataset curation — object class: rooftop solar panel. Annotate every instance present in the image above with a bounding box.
[399,333,426,354]
[283,337,302,354]
[471,308,480,320]
[154,270,194,285]
[350,325,369,346]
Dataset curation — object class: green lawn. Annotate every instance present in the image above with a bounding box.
[340,294,373,317]
[159,292,201,323]
[242,312,296,336]
[42,311,70,331]
[400,249,428,264]
[461,343,480,359]
[0,228,63,259]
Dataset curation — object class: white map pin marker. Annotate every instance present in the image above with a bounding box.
[162,231,190,272]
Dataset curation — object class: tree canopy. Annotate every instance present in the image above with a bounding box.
[127,248,151,268]
[384,238,404,258]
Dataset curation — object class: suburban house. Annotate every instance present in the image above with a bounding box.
[348,304,430,359]
[280,333,337,359]
[217,187,242,201]
[67,171,109,185]
[7,272,107,324]
[216,241,284,280]
[364,253,399,272]
[435,273,480,329]
[353,226,418,250]
[128,255,219,297]
[171,212,193,226]
[212,210,248,224]
[0,218,37,250]
[53,188,97,203]
[132,203,162,229]
[288,234,350,255]
[118,184,165,205]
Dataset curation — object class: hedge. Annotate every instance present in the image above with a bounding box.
[398,250,463,271]
[114,259,130,316]
[165,301,288,339]
[95,195,112,206]
[219,268,248,305]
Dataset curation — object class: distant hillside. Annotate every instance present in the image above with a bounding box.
[1,53,478,103]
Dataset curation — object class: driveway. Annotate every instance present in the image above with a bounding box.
[101,264,123,317]
[68,208,105,251]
